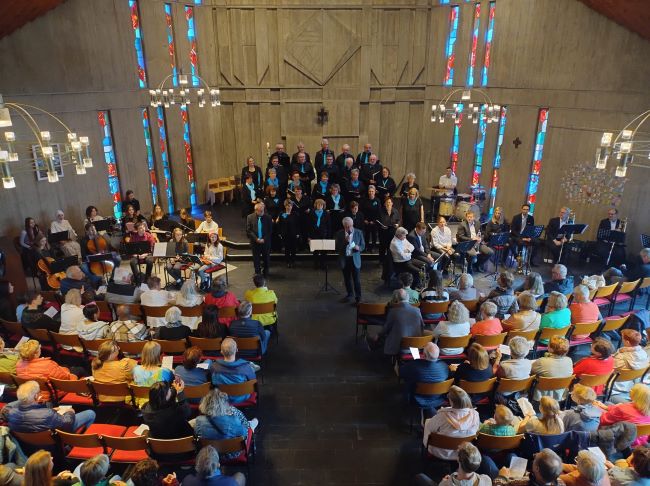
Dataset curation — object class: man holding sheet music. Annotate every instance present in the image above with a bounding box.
[335,217,365,303]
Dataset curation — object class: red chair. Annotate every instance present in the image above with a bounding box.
[49,378,95,407]
[217,379,259,410]
[103,426,149,463]
[611,279,641,313]
[355,303,387,342]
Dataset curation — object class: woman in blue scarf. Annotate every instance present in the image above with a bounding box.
[344,168,366,203]
[241,173,260,217]
[312,171,331,200]
[326,183,346,231]
[264,185,283,251]
[308,199,332,269]
[401,187,424,232]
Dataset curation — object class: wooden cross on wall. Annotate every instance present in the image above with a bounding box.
[317,106,328,125]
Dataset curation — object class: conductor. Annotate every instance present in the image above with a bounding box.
[335,217,366,304]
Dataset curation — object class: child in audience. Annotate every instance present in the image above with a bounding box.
[397,272,419,305]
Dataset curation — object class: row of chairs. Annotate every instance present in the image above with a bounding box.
[589,278,650,316]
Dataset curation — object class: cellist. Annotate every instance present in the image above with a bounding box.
[81,223,122,280]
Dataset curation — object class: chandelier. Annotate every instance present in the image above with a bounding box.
[149,71,220,108]
[431,88,501,124]
[595,110,650,178]
[0,94,92,189]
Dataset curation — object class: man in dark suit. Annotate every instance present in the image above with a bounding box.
[246,203,273,277]
[290,152,315,190]
[546,207,571,264]
[267,142,291,171]
[356,143,373,166]
[455,211,494,273]
[407,222,441,273]
[596,208,626,266]
[314,138,336,174]
[335,216,365,303]
[510,203,538,265]
[336,144,354,171]
[290,142,311,166]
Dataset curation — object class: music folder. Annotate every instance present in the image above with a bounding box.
[48,231,69,244]
[309,239,336,252]
[153,242,176,258]
[180,253,203,265]
[560,223,588,237]
[49,256,79,273]
[92,219,112,232]
[124,241,151,255]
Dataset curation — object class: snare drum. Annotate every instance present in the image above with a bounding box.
[456,193,472,203]
[439,197,455,217]
[455,201,480,221]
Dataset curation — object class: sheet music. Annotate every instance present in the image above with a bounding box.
[309,239,336,251]
[161,356,173,370]
[409,347,420,360]
[498,344,511,355]
[153,242,168,257]
[44,306,58,318]
[196,362,210,370]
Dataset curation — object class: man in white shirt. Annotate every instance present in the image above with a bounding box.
[431,217,457,272]
[438,167,457,196]
[390,227,424,287]
[196,210,219,234]
[139,276,174,327]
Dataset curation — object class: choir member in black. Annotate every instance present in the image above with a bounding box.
[178,208,195,231]
[344,201,365,233]
[264,186,283,252]
[122,204,147,234]
[241,156,264,191]
[326,183,346,229]
[165,228,189,288]
[265,167,286,200]
[596,208,626,266]
[344,169,366,204]
[121,189,141,216]
[241,173,262,217]
[356,143,373,166]
[378,197,400,259]
[312,171,331,200]
[290,141,311,166]
[266,155,288,186]
[340,156,356,183]
[401,187,424,232]
[287,171,305,197]
[268,143,291,171]
[322,153,340,184]
[32,234,54,290]
[360,154,382,187]
[376,167,397,201]
[336,144,354,171]
[279,199,300,267]
[291,186,311,247]
[361,185,381,252]
[291,152,315,190]
[149,204,168,231]
[308,199,332,269]
[399,172,419,201]
[314,138,336,174]
[510,203,538,265]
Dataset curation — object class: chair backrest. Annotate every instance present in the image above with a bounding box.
[155,339,187,355]
[96,301,113,320]
[217,379,257,397]
[639,277,650,291]
[419,301,450,316]
[49,378,92,397]
[537,326,570,341]
[123,304,145,321]
[12,430,56,447]
[12,375,51,395]
[80,338,111,354]
[50,332,83,349]
[148,436,197,455]
[116,340,147,355]
[0,371,15,386]
[475,433,525,451]
[356,303,387,317]
[40,291,62,305]
[25,327,52,343]
[56,430,105,451]
[184,382,212,400]
[636,424,650,437]
[570,321,601,337]
[460,300,479,313]
[594,283,619,299]
[472,333,507,348]
[414,378,455,396]
[534,375,575,391]
[426,433,476,451]
[588,288,597,300]
[102,434,148,453]
[576,373,612,388]
[178,305,204,318]
[614,366,650,383]
[143,305,172,319]
[188,336,222,353]
[88,381,133,403]
[506,329,538,343]
[400,335,433,349]
[199,437,247,457]
[251,302,276,315]
[130,384,152,400]
[232,336,261,354]
[218,306,237,319]
[619,279,641,295]
[0,319,24,337]
[459,377,497,394]
[496,376,535,394]
[436,334,471,349]
[600,315,629,332]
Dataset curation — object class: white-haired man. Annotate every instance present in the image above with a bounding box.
[400,342,449,411]
[335,216,366,303]
[246,202,273,277]
[390,227,423,288]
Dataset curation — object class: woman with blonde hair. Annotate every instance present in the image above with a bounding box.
[600,383,650,431]
[24,450,76,486]
[453,343,494,403]
[59,288,83,335]
[432,301,470,356]
[517,272,545,299]
[518,396,564,435]
[502,291,541,332]
[562,384,602,432]
[531,336,573,401]
[479,404,516,436]
[91,341,137,402]
[16,339,77,402]
[132,341,174,406]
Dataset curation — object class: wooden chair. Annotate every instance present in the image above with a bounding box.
[147,436,198,465]
[12,430,57,453]
[422,433,476,460]
[188,336,222,355]
[218,306,238,320]
[419,301,449,325]
[96,301,114,321]
[80,338,111,357]
[400,335,434,360]
[475,433,525,452]
[533,326,571,357]
[49,378,95,407]
[355,303,387,342]
[634,277,650,310]
[88,381,135,408]
[573,373,613,398]
[530,375,575,401]
[232,336,262,362]
[130,384,152,406]
[49,332,84,360]
[184,382,212,403]
[116,340,147,356]
[496,377,535,395]
[604,366,650,401]
[598,315,629,334]
[408,379,454,432]
[12,375,52,401]
[103,432,148,463]
[568,321,601,347]
[0,371,17,401]
[435,335,471,360]
[41,290,63,305]
[56,429,108,461]
[24,327,56,356]
[506,329,538,344]
[142,305,172,319]
[200,436,253,472]
[217,379,259,409]
[458,377,497,396]
[593,283,620,316]
[0,319,25,344]
[460,300,479,315]
[178,305,204,318]
[471,333,506,349]
[251,302,278,341]
[612,279,642,312]
[122,304,145,322]
[155,339,187,362]
[636,424,650,437]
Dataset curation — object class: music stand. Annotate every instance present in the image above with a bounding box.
[180,253,203,265]
[449,240,476,287]
[557,223,588,263]
[519,225,544,276]
[124,241,151,256]
[185,233,209,243]
[92,219,112,232]
[487,232,510,281]
[49,256,79,273]
[310,239,338,294]
[48,231,69,245]
[602,230,626,266]
[641,234,650,249]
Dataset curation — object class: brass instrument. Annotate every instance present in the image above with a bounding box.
[568,210,576,243]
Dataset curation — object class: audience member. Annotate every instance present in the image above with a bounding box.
[142,380,193,439]
[204,277,240,327]
[544,264,573,295]
[502,292,541,332]
[611,329,649,402]
[607,446,650,486]
[432,301,471,355]
[16,340,77,402]
[77,454,113,486]
[105,267,142,304]
[517,396,564,434]
[181,445,246,486]
[140,276,173,327]
[20,291,59,332]
[452,343,494,402]
[59,289,84,336]
[470,301,503,336]
[193,305,226,339]
[449,273,479,301]
[400,342,449,411]
[487,272,519,319]
[493,336,532,380]
[109,304,149,341]
[559,450,609,486]
[154,306,191,341]
[517,272,545,299]
[398,272,420,305]
[209,338,256,404]
[479,404,517,436]
[76,303,109,341]
[228,301,270,355]
[23,450,76,486]
[0,337,18,374]
[367,289,424,355]
[175,280,203,329]
[531,336,573,401]
[420,270,449,303]
[600,383,650,429]
[438,442,492,486]
[0,281,16,322]
[494,448,564,486]
[539,292,571,343]
[570,284,602,325]
[60,265,100,296]
[562,384,602,432]
[244,274,278,327]
[126,459,173,486]
[174,346,210,388]
[573,338,614,395]
[132,341,174,406]
[91,341,136,402]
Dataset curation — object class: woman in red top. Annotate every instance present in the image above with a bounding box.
[203,276,239,327]
[573,338,614,395]
[469,301,503,336]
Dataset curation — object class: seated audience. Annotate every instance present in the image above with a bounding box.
[228,301,271,355]
[539,291,572,343]
[76,303,109,341]
[126,458,175,486]
[174,346,210,387]
[244,274,278,328]
[2,380,95,433]
[493,336,532,380]
[432,301,471,355]
[209,338,256,404]
[142,380,193,439]
[562,384,602,432]
[611,329,649,402]
[420,270,449,303]
[494,448,563,486]
[24,450,76,486]
[560,450,609,486]
[479,404,517,436]
[448,273,479,302]
[204,277,240,327]
[109,304,149,341]
[105,267,142,304]
[60,264,100,296]
[0,337,19,374]
[20,291,59,332]
[181,445,247,486]
[573,338,614,395]
[422,386,479,459]
[16,340,77,402]
[438,442,492,486]
[367,289,424,356]
[543,263,573,295]
[140,276,173,327]
[91,341,137,403]
[390,227,423,288]
[154,306,191,341]
[600,383,650,428]
[132,341,174,406]
[175,280,203,329]
[487,272,519,319]
[193,304,227,339]
[531,336,573,401]
[59,288,84,336]
[502,291,541,332]
[398,272,420,305]
[452,343,494,402]
[517,396,564,434]
[517,272,545,299]
[77,454,113,486]
[607,446,650,486]
[570,284,602,324]
[470,301,503,336]
[400,342,449,411]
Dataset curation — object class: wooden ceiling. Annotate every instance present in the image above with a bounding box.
[578,0,650,41]
[0,0,66,39]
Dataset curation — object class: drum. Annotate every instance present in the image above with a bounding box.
[439,197,455,217]
[456,193,472,203]
[455,201,480,220]
[472,189,486,202]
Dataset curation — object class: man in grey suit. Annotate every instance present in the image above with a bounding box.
[455,211,494,273]
[335,216,365,303]
[367,289,424,355]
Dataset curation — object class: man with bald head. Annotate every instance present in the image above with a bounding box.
[356,143,373,166]
[315,138,336,174]
[290,141,311,166]
[268,142,291,170]
[291,150,315,189]
[400,342,450,411]
[336,144,353,170]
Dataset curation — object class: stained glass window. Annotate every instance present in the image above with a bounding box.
[481,2,496,87]
[526,108,550,214]
[443,6,460,86]
[164,3,178,87]
[156,106,175,213]
[466,3,481,87]
[471,105,487,187]
[184,6,199,87]
[488,106,507,218]
[194,0,203,4]
[450,103,464,173]
[128,0,147,88]
[97,111,123,219]
[141,108,159,207]
[180,106,197,208]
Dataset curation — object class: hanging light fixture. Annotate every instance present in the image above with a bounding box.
[149,70,220,108]
[431,88,501,125]
[595,110,650,177]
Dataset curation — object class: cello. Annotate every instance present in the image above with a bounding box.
[85,233,115,277]
[37,257,65,289]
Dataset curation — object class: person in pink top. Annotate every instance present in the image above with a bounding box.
[569,284,602,324]
[470,301,503,336]
[600,383,650,445]
[573,338,614,395]
[203,276,240,327]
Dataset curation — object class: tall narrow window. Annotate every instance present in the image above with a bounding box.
[443,6,460,86]
[466,3,481,87]
[194,0,203,4]
[526,108,550,214]
[481,2,496,87]
[450,103,464,173]
[97,111,123,219]
[141,108,159,207]
[128,0,147,88]
[471,105,487,186]
[184,6,199,87]
[180,106,197,207]
[488,106,507,218]
[164,3,178,87]
[156,106,175,213]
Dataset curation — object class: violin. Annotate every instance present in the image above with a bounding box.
[37,257,65,289]
[85,235,115,277]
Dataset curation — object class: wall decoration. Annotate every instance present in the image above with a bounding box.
[443,6,460,86]
[561,162,626,207]
[466,3,481,87]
